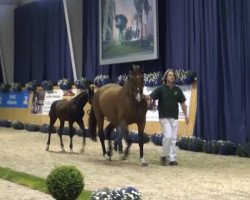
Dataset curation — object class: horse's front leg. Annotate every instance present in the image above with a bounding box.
[58,120,65,152]
[98,130,108,159]
[120,123,131,160]
[77,120,86,153]
[69,121,75,152]
[138,121,148,166]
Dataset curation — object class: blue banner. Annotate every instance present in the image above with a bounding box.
[0,91,30,108]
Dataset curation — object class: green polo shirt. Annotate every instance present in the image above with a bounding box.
[150,84,186,119]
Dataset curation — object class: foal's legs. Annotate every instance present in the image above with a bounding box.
[58,120,65,152]
[96,118,108,158]
[116,125,123,154]
[46,117,57,151]
[105,123,115,160]
[123,134,132,160]
[119,123,131,160]
[68,121,75,151]
[76,119,86,152]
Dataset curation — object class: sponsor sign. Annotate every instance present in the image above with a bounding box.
[0,91,29,108]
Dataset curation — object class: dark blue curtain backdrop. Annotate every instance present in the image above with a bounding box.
[82,0,250,144]
[14,0,72,84]
[0,57,3,83]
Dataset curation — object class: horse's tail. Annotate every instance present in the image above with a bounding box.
[88,105,97,141]
[88,84,95,104]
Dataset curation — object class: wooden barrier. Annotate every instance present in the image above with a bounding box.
[0,82,197,137]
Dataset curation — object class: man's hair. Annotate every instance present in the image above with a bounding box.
[162,69,176,83]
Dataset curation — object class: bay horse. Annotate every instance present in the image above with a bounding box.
[88,65,148,166]
[46,85,94,152]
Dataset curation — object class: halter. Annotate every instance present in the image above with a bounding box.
[129,66,144,102]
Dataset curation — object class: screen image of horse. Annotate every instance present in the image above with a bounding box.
[88,65,149,166]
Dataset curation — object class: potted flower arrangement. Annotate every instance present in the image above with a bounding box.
[41,80,53,90]
[116,74,128,86]
[10,82,22,92]
[90,186,143,200]
[0,83,10,92]
[57,78,72,90]
[126,130,150,144]
[151,133,164,146]
[0,119,12,127]
[175,69,197,85]
[12,121,25,130]
[74,77,90,89]
[94,74,110,87]
[25,80,37,91]
[144,71,162,87]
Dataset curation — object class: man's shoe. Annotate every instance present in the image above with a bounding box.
[169,161,178,166]
[161,157,167,166]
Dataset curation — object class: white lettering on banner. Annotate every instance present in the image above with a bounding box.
[9,94,16,99]
[7,100,17,105]
[144,85,192,122]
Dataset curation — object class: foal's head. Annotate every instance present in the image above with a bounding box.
[129,65,144,102]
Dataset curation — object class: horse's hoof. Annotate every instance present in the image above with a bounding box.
[140,158,148,166]
[46,146,49,151]
[119,150,123,155]
[141,162,149,167]
[103,153,110,161]
[80,148,84,153]
[120,154,127,160]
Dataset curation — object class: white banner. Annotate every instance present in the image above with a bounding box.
[144,85,192,121]
[42,89,79,115]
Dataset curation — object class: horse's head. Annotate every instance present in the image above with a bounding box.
[129,65,144,102]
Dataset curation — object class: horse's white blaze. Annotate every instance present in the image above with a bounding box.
[135,93,141,102]
[135,87,142,102]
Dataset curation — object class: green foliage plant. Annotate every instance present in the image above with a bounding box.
[46,165,84,200]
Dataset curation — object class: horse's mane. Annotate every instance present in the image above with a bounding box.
[70,91,88,104]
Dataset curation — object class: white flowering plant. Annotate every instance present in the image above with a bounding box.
[10,82,22,91]
[57,78,72,90]
[0,83,10,92]
[117,74,128,86]
[90,186,143,200]
[41,80,53,90]
[74,77,88,89]
[144,71,161,87]
[175,69,197,85]
[25,80,37,91]
[94,74,110,87]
